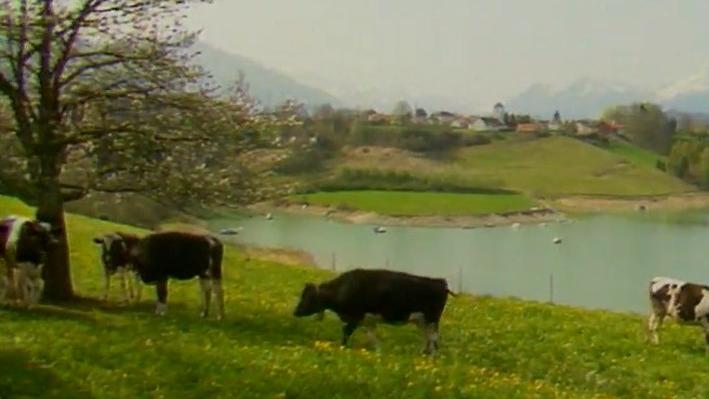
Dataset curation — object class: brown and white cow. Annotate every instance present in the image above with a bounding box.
[648,276,709,354]
[93,232,142,302]
[128,231,225,319]
[0,215,59,306]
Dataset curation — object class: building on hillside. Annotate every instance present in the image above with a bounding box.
[598,120,624,135]
[451,117,471,129]
[429,111,457,125]
[575,120,598,136]
[516,122,545,134]
[548,120,563,132]
[472,117,505,132]
[493,102,506,121]
[367,112,390,124]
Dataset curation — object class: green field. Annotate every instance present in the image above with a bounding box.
[293,190,536,216]
[4,195,709,398]
[605,140,666,169]
[453,136,691,197]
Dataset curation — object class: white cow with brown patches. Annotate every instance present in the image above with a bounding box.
[648,276,709,354]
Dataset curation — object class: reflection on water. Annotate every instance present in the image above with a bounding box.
[209,211,709,314]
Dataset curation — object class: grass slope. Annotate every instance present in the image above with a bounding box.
[2,195,709,398]
[604,140,666,170]
[453,136,691,197]
[293,191,536,216]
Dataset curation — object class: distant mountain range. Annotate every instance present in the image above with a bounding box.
[507,69,709,119]
[192,42,340,109]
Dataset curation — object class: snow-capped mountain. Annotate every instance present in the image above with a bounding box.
[655,67,709,114]
[506,69,709,119]
[506,78,652,119]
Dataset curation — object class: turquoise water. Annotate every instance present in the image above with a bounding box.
[209,212,709,314]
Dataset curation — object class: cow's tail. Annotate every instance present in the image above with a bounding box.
[446,289,458,297]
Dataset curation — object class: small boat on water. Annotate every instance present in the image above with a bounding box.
[219,227,242,236]
[373,226,387,234]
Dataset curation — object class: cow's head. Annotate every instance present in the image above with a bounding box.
[93,233,139,273]
[294,283,324,317]
[15,220,61,264]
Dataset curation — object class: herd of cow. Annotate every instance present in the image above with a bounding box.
[2,214,709,354]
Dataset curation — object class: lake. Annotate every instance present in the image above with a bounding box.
[209,211,709,314]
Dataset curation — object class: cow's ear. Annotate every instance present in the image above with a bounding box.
[93,237,105,244]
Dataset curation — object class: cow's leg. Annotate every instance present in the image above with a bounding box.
[198,276,213,318]
[133,272,142,302]
[212,278,225,321]
[13,265,28,307]
[118,267,130,303]
[701,318,709,356]
[155,280,168,316]
[341,321,360,347]
[0,273,6,303]
[5,263,15,301]
[125,267,135,302]
[103,270,111,301]
[420,323,438,355]
[647,311,665,345]
[362,315,381,350]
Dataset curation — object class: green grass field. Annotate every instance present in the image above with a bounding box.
[3,195,709,398]
[293,190,536,216]
[605,140,666,169]
[453,136,691,197]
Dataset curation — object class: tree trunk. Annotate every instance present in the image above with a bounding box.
[36,156,74,301]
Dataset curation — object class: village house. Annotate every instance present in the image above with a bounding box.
[516,122,545,134]
[429,111,457,126]
[471,117,505,132]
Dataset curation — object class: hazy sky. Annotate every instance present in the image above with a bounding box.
[187,0,709,112]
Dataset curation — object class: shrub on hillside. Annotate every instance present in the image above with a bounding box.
[317,168,510,194]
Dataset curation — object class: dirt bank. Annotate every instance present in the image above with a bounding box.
[550,192,709,213]
[248,201,564,229]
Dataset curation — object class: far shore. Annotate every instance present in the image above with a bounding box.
[248,201,564,229]
[246,192,709,229]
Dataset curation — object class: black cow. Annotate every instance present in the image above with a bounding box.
[294,268,454,354]
[0,215,60,306]
[128,231,224,319]
[93,232,142,302]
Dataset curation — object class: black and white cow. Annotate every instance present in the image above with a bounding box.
[294,268,454,354]
[128,231,224,319]
[93,232,142,302]
[0,215,59,306]
[648,276,709,354]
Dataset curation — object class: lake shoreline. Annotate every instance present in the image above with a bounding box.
[247,201,564,228]
[246,192,709,228]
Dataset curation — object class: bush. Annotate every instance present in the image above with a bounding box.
[461,135,492,146]
[317,168,510,194]
[274,148,329,175]
[655,159,666,172]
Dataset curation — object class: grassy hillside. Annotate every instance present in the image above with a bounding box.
[292,191,536,216]
[335,137,691,199]
[453,136,690,197]
[3,195,709,398]
[604,140,666,169]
